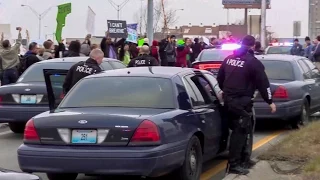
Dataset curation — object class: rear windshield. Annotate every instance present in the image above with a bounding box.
[198,50,232,61]
[266,46,291,55]
[59,77,176,109]
[17,62,75,83]
[261,60,295,80]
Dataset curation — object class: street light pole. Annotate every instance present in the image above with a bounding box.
[260,0,267,49]
[108,0,130,20]
[21,4,55,39]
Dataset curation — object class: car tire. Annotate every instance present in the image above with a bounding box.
[8,122,25,134]
[47,173,78,180]
[291,98,310,129]
[169,136,203,180]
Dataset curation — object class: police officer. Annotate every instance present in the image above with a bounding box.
[128,45,159,67]
[217,35,276,175]
[63,49,103,94]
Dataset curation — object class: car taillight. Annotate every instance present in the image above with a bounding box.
[199,64,221,70]
[273,86,289,98]
[193,64,200,69]
[129,120,160,146]
[24,119,40,143]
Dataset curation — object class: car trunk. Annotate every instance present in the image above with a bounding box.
[34,107,171,146]
[192,60,223,74]
[0,82,51,105]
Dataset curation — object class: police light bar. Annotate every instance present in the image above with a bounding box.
[271,42,293,46]
[221,44,241,50]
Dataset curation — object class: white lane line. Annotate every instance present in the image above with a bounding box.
[0,131,12,136]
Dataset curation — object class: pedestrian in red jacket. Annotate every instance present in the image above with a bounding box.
[151,40,159,63]
[175,39,189,67]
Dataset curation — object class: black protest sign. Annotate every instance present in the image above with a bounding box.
[107,20,127,38]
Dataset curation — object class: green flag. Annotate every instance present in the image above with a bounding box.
[55,3,71,42]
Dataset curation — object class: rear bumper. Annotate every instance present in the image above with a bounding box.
[0,106,47,123]
[254,99,302,120]
[17,141,187,177]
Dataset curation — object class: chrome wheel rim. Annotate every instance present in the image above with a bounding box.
[189,147,197,175]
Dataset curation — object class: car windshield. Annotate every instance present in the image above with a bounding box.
[198,50,233,61]
[266,46,291,54]
[17,62,75,83]
[59,77,176,109]
[261,60,295,80]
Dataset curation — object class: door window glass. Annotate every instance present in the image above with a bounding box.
[298,60,311,79]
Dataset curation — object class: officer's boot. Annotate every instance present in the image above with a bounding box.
[241,159,257,169]
[227,163,250,175]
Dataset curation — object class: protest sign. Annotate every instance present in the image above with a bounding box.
[107,20,127,38]
[127,23,138,30]
[126,28,138,43]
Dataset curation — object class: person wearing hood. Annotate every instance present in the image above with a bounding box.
[63,41,81,57]
[191,37,202,59]
[217,35,276,175]
[24,42,40,70]
[175,39,190,68]
[100,31,126,59]
[150,40,159,63]
[253,41,264,55]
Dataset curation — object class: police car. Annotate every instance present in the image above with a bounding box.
[265,42,293,55]
[192,44,240,75]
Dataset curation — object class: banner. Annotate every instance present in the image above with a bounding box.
[55,3,71,42]
[107,20,127,38]
[86,6,96,35]
[127,23,138,31]
[126,28,138,43]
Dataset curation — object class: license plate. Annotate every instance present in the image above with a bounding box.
[20,95,37,104]
[208,68,219,73]
[71,130,97,144]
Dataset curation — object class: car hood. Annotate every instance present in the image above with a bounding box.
[0,169,39,180]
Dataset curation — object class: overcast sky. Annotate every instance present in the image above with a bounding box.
[0,0,308,40]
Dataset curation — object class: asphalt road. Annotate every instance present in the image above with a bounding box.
[0,121,288,180]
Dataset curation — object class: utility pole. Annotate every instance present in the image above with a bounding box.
[161,0,167,36]
[140,0,144,35]
[147,0,153,44]
[108,0,130,20]
[260,0,267,49]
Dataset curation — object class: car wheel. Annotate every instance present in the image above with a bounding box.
[47,173,78,180]
[170,136,202,180]
[8,122,25,133]
[291,99,310,129]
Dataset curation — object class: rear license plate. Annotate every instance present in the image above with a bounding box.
[71,130,97,144]
[20,95,37,104]
[208,68,219,73]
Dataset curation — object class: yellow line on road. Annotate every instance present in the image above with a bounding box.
[200,130,284,180]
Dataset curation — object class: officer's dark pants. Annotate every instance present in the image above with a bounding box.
[224,96,253,166]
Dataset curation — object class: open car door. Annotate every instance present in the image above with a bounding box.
[43,69,68,112]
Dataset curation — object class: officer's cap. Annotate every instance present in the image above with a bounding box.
[242,35,256,47]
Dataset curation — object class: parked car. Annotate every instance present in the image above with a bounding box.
[265,42,293,55]
[0,168,40,180]
[0,57,126,133]
[18,67,228,180]
[254,54,320,128]
[192,44,239,75]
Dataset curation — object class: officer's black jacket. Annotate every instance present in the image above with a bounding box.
[217,47,273,104]
[63,58,102,94]
[128,54,159,67]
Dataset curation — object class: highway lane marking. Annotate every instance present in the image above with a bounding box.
[0,131,12,136]
[200,130,284,180]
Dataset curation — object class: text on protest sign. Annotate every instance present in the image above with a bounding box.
[107,20,127,38]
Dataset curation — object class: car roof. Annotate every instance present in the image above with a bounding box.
[86,67,195,79]
[37,57,119,64]
[256,54,302,61]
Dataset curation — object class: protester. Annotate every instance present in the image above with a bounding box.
[129,43,139,59]
[290,39,304,56]
[175,39,190,68]
[310,38,318,62]
[159,35,176,66]
[128,45,158,67]
[118,43,131,66]
[0,28,22,85]
[54,39,66,58]
[312,36,320,69]
[24,42,40,70]
[0,56,3,83]
[217,35,276,175]
[42,40,53,60]
[253,41,264,55]
[64,40,81,57]
[37,48,45,61]
[143,38,150,46]
[304,36,313,58]
[191,37,202,59]
[150,40,159,63]
[100,32,126,59]
[63,49,103,94]
[90,44,98,51]
[80,34,92,56]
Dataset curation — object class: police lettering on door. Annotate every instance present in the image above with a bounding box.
[226,58,245,67]
[76,65,93,74]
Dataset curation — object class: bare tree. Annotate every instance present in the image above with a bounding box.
[133,0,178,34]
